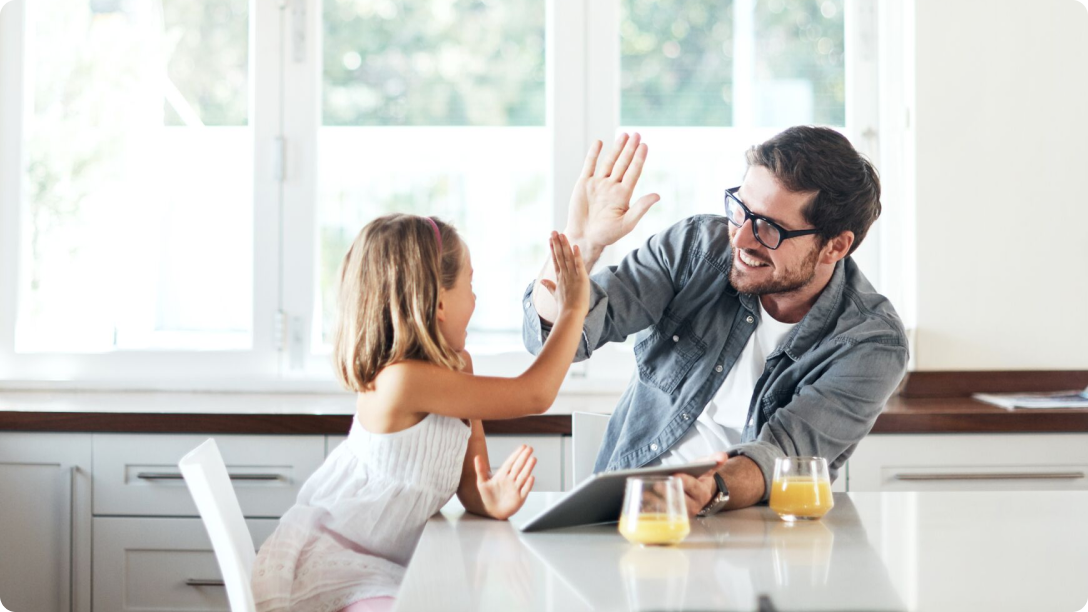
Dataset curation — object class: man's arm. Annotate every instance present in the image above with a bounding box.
[522,215,700,362]
[532,133,659,324]
[729,340,908,503]
[674,454,766,516]
[677,339,908,514]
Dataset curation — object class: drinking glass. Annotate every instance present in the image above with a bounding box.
[618,476,690,546]
[769,457,834,521]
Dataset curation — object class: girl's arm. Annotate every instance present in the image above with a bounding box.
[456,419,536,520]
[381,233,590,421]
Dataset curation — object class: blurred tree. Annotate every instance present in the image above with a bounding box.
[162,0,249,126]
[621,0,844,127]
[621,0,735,126]
[322,0,546,126]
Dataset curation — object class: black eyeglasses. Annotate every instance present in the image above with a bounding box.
[724,187,820,250]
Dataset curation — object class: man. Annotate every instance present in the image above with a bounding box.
[523,126,908,516]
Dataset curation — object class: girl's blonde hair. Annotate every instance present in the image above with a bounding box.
[333,214,466,391]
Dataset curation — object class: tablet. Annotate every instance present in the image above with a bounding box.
[517,460,718,532]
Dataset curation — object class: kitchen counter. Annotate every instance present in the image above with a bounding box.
[1,385,1088,435]
[396,490,1088,611]
[0,390,613,434]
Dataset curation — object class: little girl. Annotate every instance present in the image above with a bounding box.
[252,214,589,612]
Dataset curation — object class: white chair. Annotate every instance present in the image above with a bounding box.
[571,411,611,486]
[178,439,257,612]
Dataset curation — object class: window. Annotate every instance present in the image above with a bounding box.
[612,0,849,259]
[0,0,878,386]
[312,0,549,353]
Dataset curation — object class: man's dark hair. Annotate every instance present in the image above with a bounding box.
[745,126,881,255]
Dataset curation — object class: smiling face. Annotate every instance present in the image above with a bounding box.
[728,165,826,296]
[436,250,475,352]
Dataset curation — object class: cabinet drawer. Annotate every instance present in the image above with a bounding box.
[93,517,276,612]
[485,435,563,492]
[93,434,325,518]
[849,433,1088,492]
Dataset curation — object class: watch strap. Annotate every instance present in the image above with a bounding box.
[697,473,730,517]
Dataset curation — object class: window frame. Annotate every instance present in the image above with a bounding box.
[0,0,883,390]
[0,0,285,385]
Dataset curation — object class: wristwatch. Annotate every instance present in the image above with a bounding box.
[697,473,730,517]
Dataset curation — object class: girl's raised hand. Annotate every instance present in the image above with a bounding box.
[540,232,590,318]
[474,445,537,520]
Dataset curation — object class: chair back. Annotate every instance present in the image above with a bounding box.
[572,412,611,486]
[179,439,257,612]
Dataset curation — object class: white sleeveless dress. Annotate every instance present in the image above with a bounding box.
[252,414,471,612]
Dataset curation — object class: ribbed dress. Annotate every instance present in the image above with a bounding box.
[251,414,471,612]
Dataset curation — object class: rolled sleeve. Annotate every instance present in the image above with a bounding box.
[729,339,909,502]
[521,280,603,362]
[521,282,547,355]
[520,217,699,361]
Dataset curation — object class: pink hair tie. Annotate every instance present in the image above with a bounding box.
[425,216,443,253]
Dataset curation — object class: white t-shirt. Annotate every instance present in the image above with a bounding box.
[648,299,797,467]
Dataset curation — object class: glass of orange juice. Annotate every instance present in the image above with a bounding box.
[769,457,834,522]
[618,476,690,546]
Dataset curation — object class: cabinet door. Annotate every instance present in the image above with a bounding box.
[0,433,91,612]
[93,517,277,612]
[485,435,563,492]
[848,433,1088,492]
[327,435,347,457]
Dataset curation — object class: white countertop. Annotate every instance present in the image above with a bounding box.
[0,389,618,416]
[397,490,1088,612]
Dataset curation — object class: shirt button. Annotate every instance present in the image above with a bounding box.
[525,301,531,309]
[681,413,690,421]
[746,315,754,324]
[650,443,659,451]
[672,335,679,342]
[714,365,723,373]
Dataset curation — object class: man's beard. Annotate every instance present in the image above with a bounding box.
[728,244,822,296]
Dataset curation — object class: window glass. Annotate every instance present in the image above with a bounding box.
[612,0,845,259]
[17,0,253,352]
[315,0,549,351]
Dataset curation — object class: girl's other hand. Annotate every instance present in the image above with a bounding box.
[539,232,590,318]
[474,445,537,520]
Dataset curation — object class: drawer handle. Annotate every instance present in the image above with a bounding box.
[894,471,1086,482]
[136,472,281,481]
[185,578,225,587]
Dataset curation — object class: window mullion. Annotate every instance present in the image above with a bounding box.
[252,0,288,376]
[547,0,590,231]
[0,1,27,368]
[585,0,620,146]
[279,0,320,378]
[845,0,883,289]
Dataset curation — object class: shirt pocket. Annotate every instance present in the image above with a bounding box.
[633,319,707,395]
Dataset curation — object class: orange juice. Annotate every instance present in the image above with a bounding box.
[619,512,691,545]
[769,477,834,520]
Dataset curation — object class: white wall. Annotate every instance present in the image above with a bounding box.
[912,0,1088,370]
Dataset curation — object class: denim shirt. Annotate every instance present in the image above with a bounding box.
[522,215,909,501]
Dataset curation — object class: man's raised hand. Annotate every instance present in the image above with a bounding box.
[565,132,661,251]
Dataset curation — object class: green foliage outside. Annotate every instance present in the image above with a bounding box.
[622,0,845,126]
[323,0,546,126]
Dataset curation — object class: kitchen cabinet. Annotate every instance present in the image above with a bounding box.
[0,433,91,612]
[848,433,1088,492]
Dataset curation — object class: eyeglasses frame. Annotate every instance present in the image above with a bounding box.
[723,186,821,250]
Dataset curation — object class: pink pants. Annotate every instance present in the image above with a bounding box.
[339,597,396,612]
